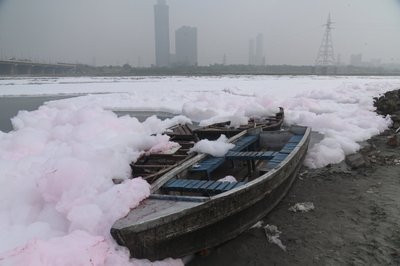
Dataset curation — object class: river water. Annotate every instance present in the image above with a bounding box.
[0,96,174,132]
[0,96,73,132]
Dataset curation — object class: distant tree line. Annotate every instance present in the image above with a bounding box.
[74,64,400,77]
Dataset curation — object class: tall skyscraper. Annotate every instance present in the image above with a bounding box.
[248,34,265,66]
[154,0,170,67]
[175,26,197,66]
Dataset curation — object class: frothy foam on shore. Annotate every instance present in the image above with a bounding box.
[0,75,399,264]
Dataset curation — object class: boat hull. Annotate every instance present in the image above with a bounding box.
[111,127,310,260]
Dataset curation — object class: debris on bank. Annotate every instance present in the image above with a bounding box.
[345,153,368,169]
[288,202,315,213]
[264,224,287,252]
[250,221,264,229]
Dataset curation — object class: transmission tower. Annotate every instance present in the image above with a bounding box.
[315,14,335,66]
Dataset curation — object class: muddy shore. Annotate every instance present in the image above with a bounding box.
[189,129,400,266]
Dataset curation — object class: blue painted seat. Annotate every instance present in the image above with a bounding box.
[230,135,259,151]
[280,143,298,154]
[190,157,226,178]
[265,152,289,169]
[190,134,259,178]
[162,178,246,195]
[225,151,276,160]
[288,134,303,144]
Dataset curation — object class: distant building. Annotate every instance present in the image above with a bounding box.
[154,0,170,67]
[350,54,363,66]
[248,33,265,66]
[175,26,197,66]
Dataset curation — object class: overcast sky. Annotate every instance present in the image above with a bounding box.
[0,0,399,66]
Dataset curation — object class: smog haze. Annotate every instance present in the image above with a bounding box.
[0,0,399,66]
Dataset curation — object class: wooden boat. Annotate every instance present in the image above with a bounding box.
[111,125,311,260]
[193,107,284,140]
[129,108,284,183]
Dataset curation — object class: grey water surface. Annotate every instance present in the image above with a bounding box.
[0,96,74,132]
[0,96,175,132]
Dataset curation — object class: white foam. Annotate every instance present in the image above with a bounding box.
[1,75,400,264]
[189,135,235,157]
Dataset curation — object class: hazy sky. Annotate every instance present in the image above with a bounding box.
[0,0,399,66]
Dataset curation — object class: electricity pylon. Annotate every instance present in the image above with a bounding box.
[315,14,335,66]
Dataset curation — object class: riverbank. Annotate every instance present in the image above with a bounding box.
[188,127,400,265]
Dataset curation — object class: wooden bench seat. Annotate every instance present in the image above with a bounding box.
[257,152,290,172]
[162,178,246,195]
[288,134,303,144]
[230,135,259,151]
[226,151,276,160]
[190,157,226,178]
[280,143,298,154]
[189,134,259,178]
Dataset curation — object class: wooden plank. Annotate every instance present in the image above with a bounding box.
[148,194,208,202]
[273,152,289,161]
[207,182,222,191]
[288,135,303,143]
[183,126,192,135]
[199,181,215,190]
[164,179,179,188]
[232,181,246,189]
[226,151,275,160]
[178,179,193,188]
[214,182,231,192]
[162,179,246,195]
[132,165,169,168]
[280,149,293,154]
[231,135,258,152]
[185,180,201,189]
[164,178,178,187]
[190,157,225,172]
[193,180,208,189]
[223,182,237,191]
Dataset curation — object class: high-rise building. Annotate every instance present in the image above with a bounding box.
[175,26,197,66]
[154,0,170,67]
[248,34,265,66]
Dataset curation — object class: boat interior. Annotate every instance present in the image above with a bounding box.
[130,109,284,184]
[148,125,308,200]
